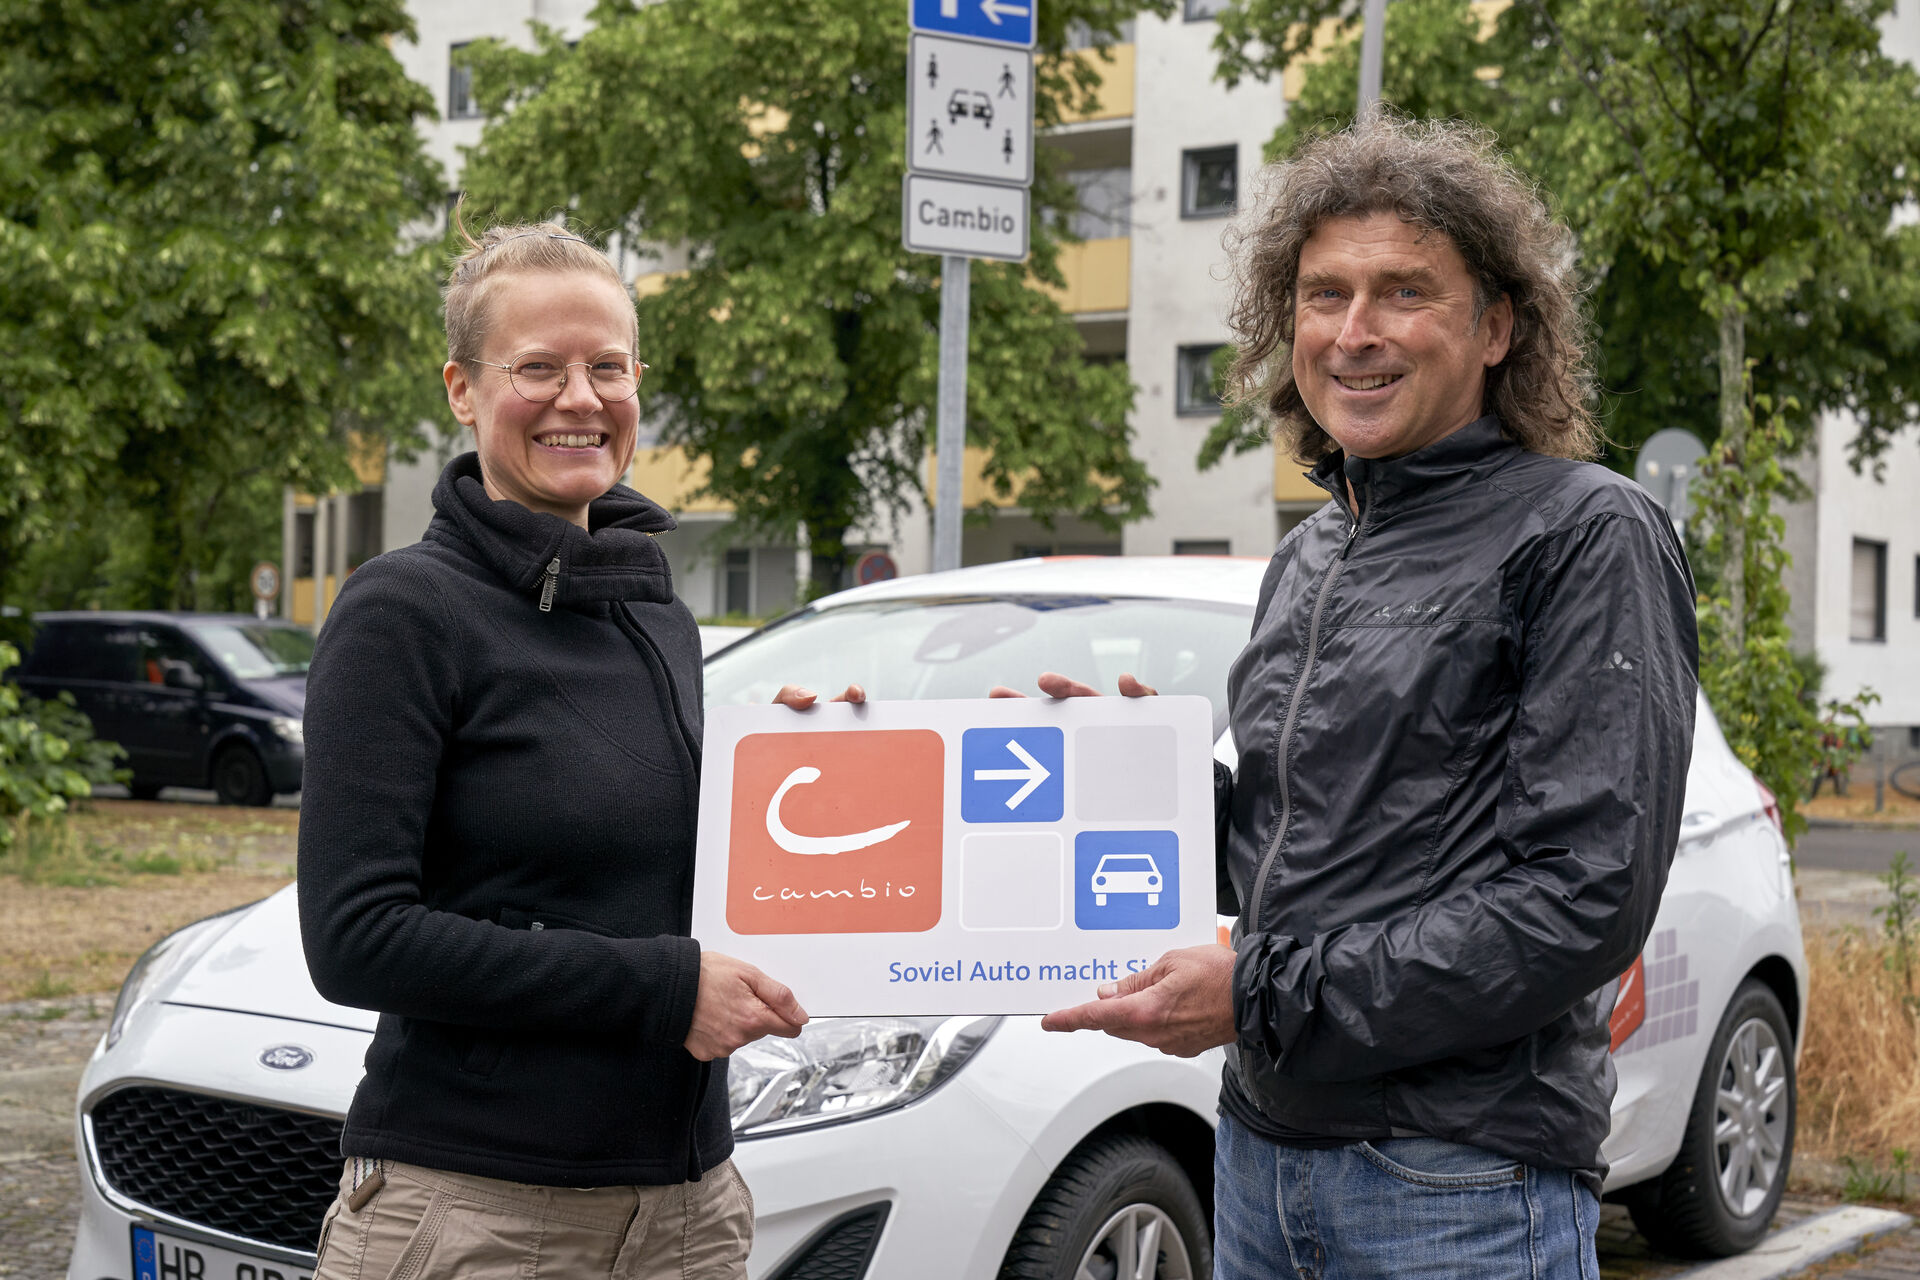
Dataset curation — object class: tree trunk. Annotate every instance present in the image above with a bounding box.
[1716,299,1746,652]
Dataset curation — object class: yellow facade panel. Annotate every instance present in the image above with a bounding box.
[1052,43,1134,124]
[1042,237,1129,315]
[1273,450,1327,502]
[629,446,734,514]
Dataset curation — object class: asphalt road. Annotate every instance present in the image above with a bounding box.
[1796,824,1920,875]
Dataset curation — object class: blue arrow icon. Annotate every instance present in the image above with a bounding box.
[961,727,1063,821]
[912,0,1035,48]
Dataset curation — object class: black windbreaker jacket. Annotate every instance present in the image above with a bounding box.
[1220,416,1698,1186]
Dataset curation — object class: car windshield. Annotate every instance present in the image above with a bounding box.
[183,621,315,679]
[1099,856,1157,873]
[703,595,1252,734]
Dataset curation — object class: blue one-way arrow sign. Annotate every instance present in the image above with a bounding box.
[912,0,1035,49]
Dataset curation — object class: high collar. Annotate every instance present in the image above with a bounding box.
[1307,415,1517,520]
[426,452,678,609]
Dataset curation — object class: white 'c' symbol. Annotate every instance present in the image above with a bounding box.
[765,767,911,856]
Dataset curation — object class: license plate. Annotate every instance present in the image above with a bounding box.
[132,1224,313,1280]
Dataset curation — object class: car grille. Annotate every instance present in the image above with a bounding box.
[768,1203,890,1280]
[89,1086,341,1253]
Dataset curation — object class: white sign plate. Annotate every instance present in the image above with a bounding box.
[902,174,1029,261]
[692,696,1218,1015]
[908,34,1032,186]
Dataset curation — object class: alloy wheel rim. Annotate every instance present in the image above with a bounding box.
[1713,1015,1790,1218]
[1074,1203,1192,1280]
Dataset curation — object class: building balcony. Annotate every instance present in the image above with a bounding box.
[1051,43,1134,124]
[628,445,735,515]
[1042,236,1130,314]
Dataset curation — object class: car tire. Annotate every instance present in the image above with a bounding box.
[128,781,164,801]
[998,1133,1210,1280]
[211,744,273,807]
[1626,979,1795,1258]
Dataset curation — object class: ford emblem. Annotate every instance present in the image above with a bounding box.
[259,1044,314,1071]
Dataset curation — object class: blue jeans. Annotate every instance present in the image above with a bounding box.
[1214,1112,1600,1280]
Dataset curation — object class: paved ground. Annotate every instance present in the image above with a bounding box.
[0,877,1914,1280]
[1798,825,1920,877]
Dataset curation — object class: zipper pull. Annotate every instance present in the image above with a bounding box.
[539,557,560,613]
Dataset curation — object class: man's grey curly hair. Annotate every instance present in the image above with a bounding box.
[1225,112,1599,464]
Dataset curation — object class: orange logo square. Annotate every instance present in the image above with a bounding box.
[726,730,944,934]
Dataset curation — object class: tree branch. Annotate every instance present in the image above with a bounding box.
[1521,0,1655,199]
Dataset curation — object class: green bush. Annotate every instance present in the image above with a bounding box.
[0,640,127,849]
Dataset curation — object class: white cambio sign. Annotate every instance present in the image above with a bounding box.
[692,696,1218,1015]
[901,174,1030,262]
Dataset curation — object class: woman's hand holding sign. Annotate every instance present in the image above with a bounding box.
[987,671,1158,699]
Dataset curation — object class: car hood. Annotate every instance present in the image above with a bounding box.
[238,674,306,716]
[163,884,376,1033]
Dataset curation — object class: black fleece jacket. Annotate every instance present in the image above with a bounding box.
[297,452,728,1187]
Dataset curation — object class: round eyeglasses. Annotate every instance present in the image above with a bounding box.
[479,351,647,403]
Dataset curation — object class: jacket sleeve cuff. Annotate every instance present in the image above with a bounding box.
[631,934,703,1046]
[1232,931,1291,1062]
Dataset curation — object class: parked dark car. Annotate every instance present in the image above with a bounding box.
[15,611,312,805]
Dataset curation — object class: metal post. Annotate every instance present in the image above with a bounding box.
[933,254,971,573]
[1358,0,1387,114]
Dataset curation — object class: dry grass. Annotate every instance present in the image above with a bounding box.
[1803,778,1920,826]
[1797,927,1920,1166]
[0,799,297,1002]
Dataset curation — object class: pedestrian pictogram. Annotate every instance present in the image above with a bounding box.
[907,34,1032,187]
[961,726,1062,822]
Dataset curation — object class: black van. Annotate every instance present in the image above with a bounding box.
[15,612,313,805]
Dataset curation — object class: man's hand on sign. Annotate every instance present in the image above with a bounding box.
[986,671,1158,699]
[684,951,809,1062]
[772,683,867,708]
[1040,943,1235,1059]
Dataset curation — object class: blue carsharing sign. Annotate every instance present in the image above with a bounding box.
[911,0,1034,48]
[961,726,1063,822]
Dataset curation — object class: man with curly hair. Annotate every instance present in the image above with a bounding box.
[1040,113,1699,1276]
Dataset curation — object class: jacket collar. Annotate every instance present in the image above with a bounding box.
[425,452,678,609]
[1307,414,1517,520]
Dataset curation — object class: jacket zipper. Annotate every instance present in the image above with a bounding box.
[538,557,560,612]
[610,603,709,1176]
[1247,483,1367,934]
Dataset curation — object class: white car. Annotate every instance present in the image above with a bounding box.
[67,556,1805,1280]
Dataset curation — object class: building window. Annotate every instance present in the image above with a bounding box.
[448,43,481,119]
[1850,539,1887,642]
[1066,18,1136,46]
[724,548,752,616]
[347,490,384,570]
[1184,0,1228,20]
[1175,540,1231,555]
[1066,168,1133,240]
[1182,146,1237,218]
[294,510,316,578]
[1176,344,1226,416]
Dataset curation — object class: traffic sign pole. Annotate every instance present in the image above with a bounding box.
[934,254,970,574]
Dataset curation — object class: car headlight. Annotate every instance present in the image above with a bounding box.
[105,911,244,1050]
[729,1014,1000,1136]
[269,716,303,743]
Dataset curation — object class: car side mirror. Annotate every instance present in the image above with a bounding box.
[160,660,205,692]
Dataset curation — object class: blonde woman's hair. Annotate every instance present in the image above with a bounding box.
[444,197,634,366]
[1225,112,1599,465]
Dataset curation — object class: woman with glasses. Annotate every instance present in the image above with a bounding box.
[297,214,814,1278]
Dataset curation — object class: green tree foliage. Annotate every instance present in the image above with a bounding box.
[458,0,1159,587]
[0,0,449,612]
[1205,0,1920,481]
[0,642,125,852]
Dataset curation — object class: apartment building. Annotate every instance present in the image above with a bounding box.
[282,0,1919,754]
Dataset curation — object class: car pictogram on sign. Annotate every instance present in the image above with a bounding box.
[1091,853,1161,906]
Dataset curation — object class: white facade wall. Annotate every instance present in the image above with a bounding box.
[1118,10,1289,558]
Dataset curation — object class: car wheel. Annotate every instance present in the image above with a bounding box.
[999,1133,1210,1280]
[211,744,273,807]
[1096,894,1107,906]
[1148,893,1160,906]
[128,781,164,801]
[1626,979,1795,1258]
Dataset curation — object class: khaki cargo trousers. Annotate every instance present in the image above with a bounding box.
[312,1157,754,1280]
